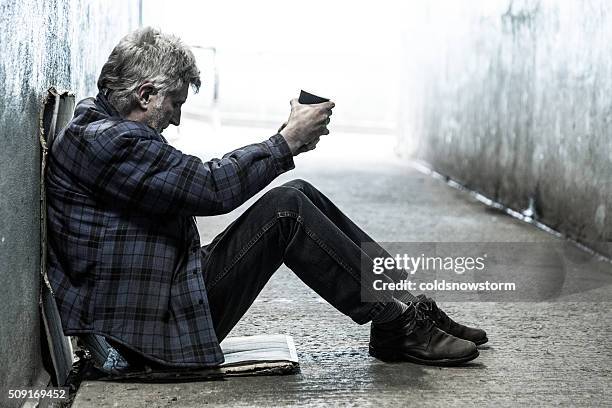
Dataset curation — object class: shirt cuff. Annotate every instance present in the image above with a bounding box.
[264,133,295,174]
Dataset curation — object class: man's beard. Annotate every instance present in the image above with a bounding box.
[145,97,168,133]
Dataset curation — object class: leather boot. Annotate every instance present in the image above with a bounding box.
[417,294,488,345]
[369,301,479,366]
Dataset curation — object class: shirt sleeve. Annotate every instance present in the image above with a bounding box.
[75,122,295,216]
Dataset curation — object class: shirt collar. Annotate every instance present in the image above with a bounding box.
[95,91,121,118]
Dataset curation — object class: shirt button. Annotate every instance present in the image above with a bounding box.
[198,299,204,305]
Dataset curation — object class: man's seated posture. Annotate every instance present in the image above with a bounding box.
[46,28,486,374]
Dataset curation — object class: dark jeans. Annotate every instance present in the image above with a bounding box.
[201,178,406,341]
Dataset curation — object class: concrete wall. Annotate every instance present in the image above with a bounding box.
[0,1,138,406]
[398,0,612,255]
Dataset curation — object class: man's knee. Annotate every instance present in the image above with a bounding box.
[261,183,306,211]
[282,178,317,195]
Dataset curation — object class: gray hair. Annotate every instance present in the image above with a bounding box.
[97,27,201,115]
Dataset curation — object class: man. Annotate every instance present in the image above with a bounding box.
[46,27,486,374]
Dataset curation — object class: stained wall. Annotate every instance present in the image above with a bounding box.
[0,2,138,406]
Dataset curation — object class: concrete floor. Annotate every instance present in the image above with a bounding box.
[72,129,612,407]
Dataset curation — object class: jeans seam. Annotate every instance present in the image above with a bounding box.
[297,220,389,304]
[208,217,279,289]
[299,223,354,277]
[209,210,299,289]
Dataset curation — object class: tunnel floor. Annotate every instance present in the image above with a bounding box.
[72,129,611,407]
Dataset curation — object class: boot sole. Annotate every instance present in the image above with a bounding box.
[369,345,479,366]
[474,337,488,346]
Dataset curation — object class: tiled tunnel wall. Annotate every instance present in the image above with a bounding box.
[0,2,138,406]
[398,0,612,256]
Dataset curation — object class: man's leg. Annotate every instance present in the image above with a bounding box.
[201,181,405,341]
[201,180,477,365]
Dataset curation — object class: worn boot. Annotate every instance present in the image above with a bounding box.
[417,294,488,345]
[369,301,479,366]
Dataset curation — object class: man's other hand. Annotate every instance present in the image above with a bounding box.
[279,99,334,156]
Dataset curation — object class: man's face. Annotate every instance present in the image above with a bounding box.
[146,83,189,133]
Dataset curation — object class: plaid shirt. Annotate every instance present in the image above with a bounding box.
[46,93,294,367]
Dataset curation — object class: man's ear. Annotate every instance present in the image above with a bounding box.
[136,82,157,110]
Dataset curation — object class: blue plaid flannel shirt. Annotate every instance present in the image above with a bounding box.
[46,93,294,367]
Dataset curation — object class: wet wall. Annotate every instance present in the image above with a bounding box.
[398,0,612,255]
[0,1,137,405]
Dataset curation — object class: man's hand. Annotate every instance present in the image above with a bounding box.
[279,99,334,156]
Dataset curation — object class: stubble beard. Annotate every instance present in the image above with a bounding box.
[146,96,168,133]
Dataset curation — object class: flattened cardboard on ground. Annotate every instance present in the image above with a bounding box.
[92,334,300,382]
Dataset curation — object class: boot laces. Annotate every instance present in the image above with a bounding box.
[419,296,449,325]
[412,301,435,333]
